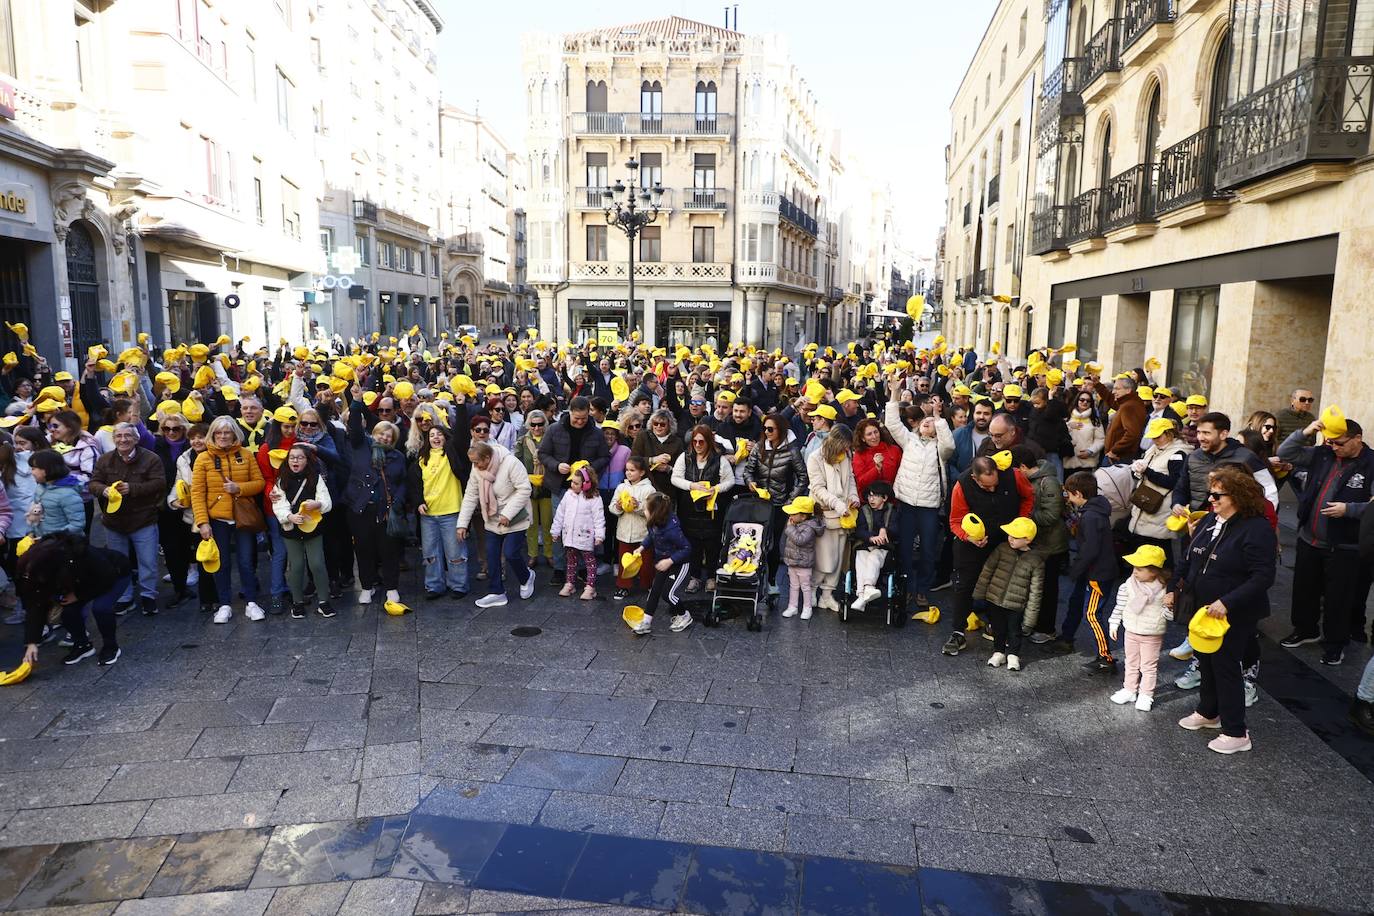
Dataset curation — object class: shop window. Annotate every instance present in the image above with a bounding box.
[1076,297,1101,363]
[638,226,661,262]
[1047,299,1067,349]
[1168,287,1219,398]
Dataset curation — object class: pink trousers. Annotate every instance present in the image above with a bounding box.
[1124,631,1165,697]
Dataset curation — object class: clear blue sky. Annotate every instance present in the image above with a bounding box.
[434,0,997,262]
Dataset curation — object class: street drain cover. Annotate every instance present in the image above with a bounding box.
[510,626,542,637]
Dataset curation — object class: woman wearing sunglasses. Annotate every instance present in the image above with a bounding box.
[515,409,553,568]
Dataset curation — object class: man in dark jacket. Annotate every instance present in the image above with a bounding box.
[1094,375,1147,463]
[1049,471,1117,669]
[89,423,167,616]
[1172,412,1276,512]
[1027,387,1071,479]
[1353,509,1374,735]
[538,396,611,584]
[1276,417,1374,664]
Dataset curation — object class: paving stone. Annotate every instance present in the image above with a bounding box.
[728,769,850,816]
[42,706,169,738]
[419,709,503,742]
[578,724,692,763]
[962,789,1109,843]
[783,813,916,865]
[478,715,593,752]
[659,800,787,851]
[226,750,360,792]
[914,826,1060,881]
[188,726,310,759]
[414,881,471,915]
[612,760,735,805]
[366,711,420,746]
[145,828,274,897]
[269,784,360,825]
[0,842,58,908]
[263,882,352,916]
[704,680,802,710]
[10,902,119,915]
[155,701,272,730]
[357,775,420,818]
[304,721,369,752]
[0,767,117,808]
[1048,840,1212,896]
[264,695,368,724]
[684,732,795,771]
[792,739,907,782]
[362,742,421,779]
[610,673,710,704]
[65,730,202,769]
[96,759,242,804]
[111,888,276,915]
[134,793,280,837]
[419,683,479,710]
[501,749,626,794]
[455,687,566,719]
[0,802,152,847]
[645,701,750,733]
[249,819,390,888]
[12,836,176,908]
[554,694,655,726]
[849,779,970,827]
[536,791,664,840]
[0,709,61,740]
[421,741,521,781]
[442,662,542,688]
[337,877,422,915]
[415,780,550,825]
[0,737,88,772]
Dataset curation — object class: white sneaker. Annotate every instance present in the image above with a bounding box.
[1175,661,1202,690]
[1243,678,1258,708]
[519,571,536,600]
[633,619,652,635]
[213,605,232,624]
[1168,637,1194,661]
[1110,689,1138,705]
[1135,695,1154,711]
[800,606,813,620]
[358,589,374,605]
[386,590,400,604]
[988,652,1006,668]
[670,612,693,632]
[1006,655,1021,671]
[782,606,799,618]
[245,602,265,622]
[474,593,508,608]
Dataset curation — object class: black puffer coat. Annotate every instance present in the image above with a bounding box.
[742,440,808,507]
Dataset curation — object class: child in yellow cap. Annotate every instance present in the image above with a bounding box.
[779,495,824,620]
[972,516,1045,671]
[1107,545,1173,711]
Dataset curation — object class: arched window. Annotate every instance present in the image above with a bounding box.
[1061,145,1080,204]
[750,81,761,115]
[585,80,607,113]
[1097,121,1112,185]
[1142,85,1162,166]
[695,80,717,131]
[640,80,662,129]
[540,80,550,114]
[1206,35,1231,127]
[540,153,550,185]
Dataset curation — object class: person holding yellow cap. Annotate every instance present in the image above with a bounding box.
[1138,386,1178,453]
[1107,545,1172,711]
[972,516,1044,671]
[89,423,166,616]
[1168,466,1277,754]
[1126,416,1190,554]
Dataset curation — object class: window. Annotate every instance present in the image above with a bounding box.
[638,226,661,262]
[245,37,257,100]
[1168,287,1219,397]
[695,80,717,129]
[640,80,662,127]
[692,226,714,263]
[276,67,293,132]
[984,74,991,107]
[1005,221,1015,261]
[1076,297,1102,363]
[693,153,716,189]
[319,227,333,256]
[252,158,264,224]
[760,223,774,262]
[280,178,300,239]
[203,137,222,202]
[0,0,13,75]
[586,225,607,261]
[585,152,607,191]
[431,252,439,277]
[1047,299,1067,349]
[1011,120,1021,161]
[743,223,759,261]
[358,235,371,266]
[225,151,237,210]
[1142,86,1162,166]
[1018,10,1028,53]
[585,79,607,113]
[638,152,662,189]
[999,45,1007,84]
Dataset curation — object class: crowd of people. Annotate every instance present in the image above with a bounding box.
[1,324,1372,751]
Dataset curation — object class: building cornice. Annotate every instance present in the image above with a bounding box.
[412,0,444,33]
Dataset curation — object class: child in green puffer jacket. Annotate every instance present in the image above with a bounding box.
[973,516,1046,671]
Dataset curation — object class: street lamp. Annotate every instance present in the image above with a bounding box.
[604,158,664,342]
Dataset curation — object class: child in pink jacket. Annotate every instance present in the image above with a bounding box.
[552,466,606,600]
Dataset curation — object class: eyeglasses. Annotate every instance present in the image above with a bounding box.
[1296,396,1314,403]
[1206,491,1228,501]
[473,427,489,434]
[690,400,706,406]
[1154,394,1170,400]
[47,422,63,430]
[765,426,780,433]
[160,425,184,433]
[1261,424,1275,430]
[692,438,707,445]
[299,421,320,429]
[377,408,395,414]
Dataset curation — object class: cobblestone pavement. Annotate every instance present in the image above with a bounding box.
[0,507,1369,914]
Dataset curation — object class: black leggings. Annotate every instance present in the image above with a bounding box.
[159,511,192,593]
[349,511,399,590]
[322,509,354,587]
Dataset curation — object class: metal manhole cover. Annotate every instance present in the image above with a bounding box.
[510,626,542,637]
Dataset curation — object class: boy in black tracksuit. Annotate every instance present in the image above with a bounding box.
[1052,471,1116,670]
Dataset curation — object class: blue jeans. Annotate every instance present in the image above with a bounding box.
[1045,452,1064,482]
[420,512,468,594]
[265,515,290,597]
[105,524,158,602]
[486,529,530,597]
[1358,656,1374,703]
[896,502,942,596]
[62,579,122,650]
[210,519,259,605]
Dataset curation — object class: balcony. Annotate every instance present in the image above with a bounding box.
[1081,19,1122,101]
[778,198,818,236]
[1155,126,1230,221]
[1121,0,1175,61]
[784,133,818,176]
[778,267,819,291]
[987,174,1001,207]
[573,186,612,210]
[681,187,729,211]
[1065,188,1106,245]
[827,286,844,303]
[1101,164,1157,235]
[1216,57,1374,191]
[353,199,378,222]
[1040,57,1085,124]
[569,261,731,283]
[570,112,734,136]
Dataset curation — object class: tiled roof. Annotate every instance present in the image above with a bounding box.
[565,16,741,40]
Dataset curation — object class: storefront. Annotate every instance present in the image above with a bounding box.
[655,299,729,350]
[568,298,642,346]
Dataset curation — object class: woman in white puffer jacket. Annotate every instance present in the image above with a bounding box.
[884,375,954,608]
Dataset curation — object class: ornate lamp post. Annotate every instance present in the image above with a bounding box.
[603,158,664,341]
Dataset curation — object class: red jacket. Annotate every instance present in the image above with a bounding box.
[852,442,901,495]
[257,435,296,512]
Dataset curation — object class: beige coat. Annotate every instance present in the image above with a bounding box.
[458,443,532,534]
[806,450,857,530]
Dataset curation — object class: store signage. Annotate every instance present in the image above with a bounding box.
[0,80,14,120]
[0,183,35,225]
[662,300,728,311]
[569,299,643,310]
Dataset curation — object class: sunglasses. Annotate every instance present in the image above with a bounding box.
[690,400,706,406]
[160,425,184,433]
[528,421,545,428]
[299,421,320,429]
[490,406,504,412]
[1154,394,1170,400]
[1206,491,1228,501]
[1296,396,1314,403]
[473,427,489,434]
[377,408,395,414]
[1262,424,1275,430]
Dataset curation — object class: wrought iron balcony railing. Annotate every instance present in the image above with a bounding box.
[1216,56,1374,189]
[1064,188,1106,244]
[1155,126,1229,214]
[1101,164,1157,232]
[1082,19,1122,89]
[1030,205,1069,255]
[682,187,729,211]
[1039,57,1086,126]
[570,112,734,136]
[1122,0,1175,52]
[778,198,818,236]
[353,199,378,222]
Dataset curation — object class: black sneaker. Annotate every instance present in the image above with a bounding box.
[57,632,74,648]
[425,591,445,601]
[550,568,566,586]
[449,589,468,600]
[1351,699,1374,737]
[1280,631,1321,648]
[199,602,215,614]
[290,603,306,620]
[269,596,287,616]
[113,601,133,617]
[942,632,967,656]
[329,585,345,600]
[164,590,190,611]
[1042,639,1075,655]
[613,588,629,600]
[316,602,337,618]
[63,643,95,665]
[1320,647,1344,666]
[97,646,121,666]
[141,597,158,617]
[1086,655,1116,672]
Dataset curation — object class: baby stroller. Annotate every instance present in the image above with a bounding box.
[706,497,776,631]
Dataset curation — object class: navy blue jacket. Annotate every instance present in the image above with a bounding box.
[1171,512,1277,623]
[854,503,895,548]
[345,398,407,517]
[641,514,692,566]
[1067,495,1116,583]
[1277,433,1374,549]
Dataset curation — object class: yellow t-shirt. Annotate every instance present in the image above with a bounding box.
[421,453,462,516]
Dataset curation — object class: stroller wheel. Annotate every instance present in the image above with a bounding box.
[747,616,762,632]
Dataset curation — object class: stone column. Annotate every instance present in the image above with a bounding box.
[1213,279,1332,422]
[1322,225,1372,422]
[1063,298,1081,352]
[1099,293,1149,379]
[643,298,657,348]
[729,290,746,344]
[744,287,767,347]
[534,284,558,341]
[1143,289,1174,380]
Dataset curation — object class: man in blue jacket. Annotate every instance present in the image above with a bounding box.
[1276,417,1374,665]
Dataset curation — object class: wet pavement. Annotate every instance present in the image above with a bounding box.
[0,502,1368,914]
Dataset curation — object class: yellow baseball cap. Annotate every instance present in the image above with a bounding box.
[1001,517,1038,542]
[1144,417,1176,440]
[781,495,816,515]
[1123,545,1166,568]
[811,403,837,421]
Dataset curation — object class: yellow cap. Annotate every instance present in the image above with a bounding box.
[393,380,415,400]
[1000,516,1038,542]
[621,604,646,628]
[991,450,1013,471]
[620,551,643,579]
[273,406,298,424]
[1144,417,1176,440]
[1123,545,1166,568]
[1189,608,1230,654]
[1319,405,1347,439]
[1002,384,1023,399]
[812,404,837,421]
[156,371,181,394]
[960,513,986,541]
[103,486,123,514]
[781,495,816,515]
[197,537,221,573]
[1138,386,1154,401]
[384,600,410,616]
[1185,394,1208,407]
[836,389,862,403]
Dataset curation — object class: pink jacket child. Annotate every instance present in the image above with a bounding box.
[551,470,606,551]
